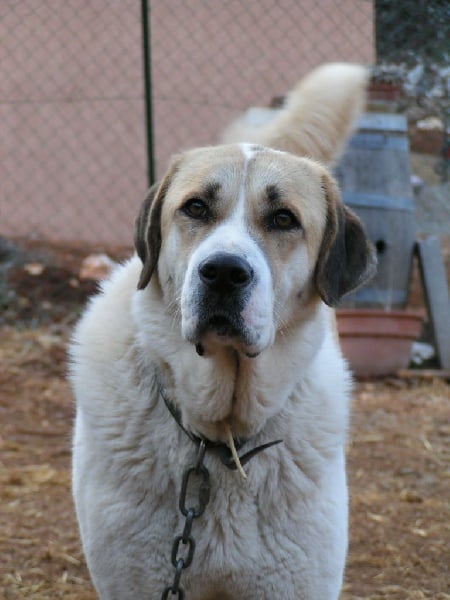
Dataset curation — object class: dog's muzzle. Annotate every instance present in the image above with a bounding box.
[181,248,273,357]
[196,252,254,340]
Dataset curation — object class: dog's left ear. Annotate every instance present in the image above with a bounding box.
[314,172,377,307]
[134,155,182,289]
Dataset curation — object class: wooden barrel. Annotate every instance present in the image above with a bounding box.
[335,113,416,308]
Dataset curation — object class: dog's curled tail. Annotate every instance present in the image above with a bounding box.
[221,63,368,166]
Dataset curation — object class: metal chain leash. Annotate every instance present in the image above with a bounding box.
[162,441,211,599]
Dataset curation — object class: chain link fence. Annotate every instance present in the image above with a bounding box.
[1,1,448,246]
[1,1,145,245]
[149,0,374,178]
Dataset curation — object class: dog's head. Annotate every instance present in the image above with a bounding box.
[135,144,375,357]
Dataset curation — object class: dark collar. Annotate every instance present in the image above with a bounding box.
[158,384,282,470]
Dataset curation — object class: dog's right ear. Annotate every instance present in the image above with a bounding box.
[134,156,182,290]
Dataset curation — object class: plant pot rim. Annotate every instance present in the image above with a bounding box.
[337,308,424,342]
[337,309,424,320]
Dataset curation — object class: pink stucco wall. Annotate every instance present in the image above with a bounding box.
[1,1,374,245]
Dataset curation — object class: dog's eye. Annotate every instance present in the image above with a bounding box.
[269,209,300,231]
[182,199,210,220]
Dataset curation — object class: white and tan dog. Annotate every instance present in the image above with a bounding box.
[70,64,375,599]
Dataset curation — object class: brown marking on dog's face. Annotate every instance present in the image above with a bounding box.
[134,144,375,355]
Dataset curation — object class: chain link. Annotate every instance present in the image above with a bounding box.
[162,441,210,599]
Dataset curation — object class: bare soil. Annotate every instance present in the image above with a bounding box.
[0,241,449,600]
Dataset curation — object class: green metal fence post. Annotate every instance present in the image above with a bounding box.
[141,0,155,187]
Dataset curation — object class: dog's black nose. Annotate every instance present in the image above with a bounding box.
[199,253,254,293]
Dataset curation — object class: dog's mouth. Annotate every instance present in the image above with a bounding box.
[205,314,241,338]
[194,313,261,358]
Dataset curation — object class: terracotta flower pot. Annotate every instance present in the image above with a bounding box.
[337,309,423,377]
